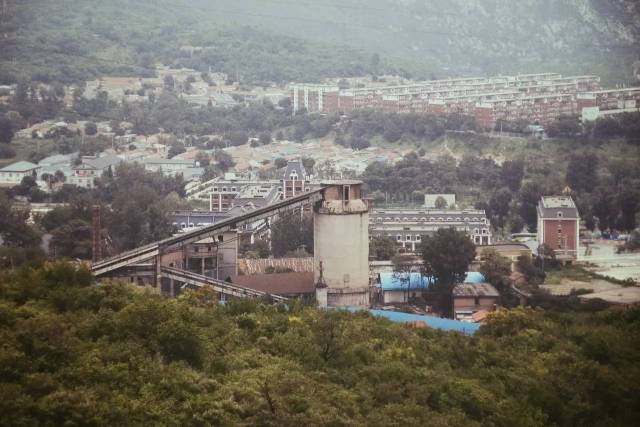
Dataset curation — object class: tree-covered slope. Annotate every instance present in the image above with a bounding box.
[187,0,640,83]
[1,0,638,85]
[0,0,386,84]
[1,261,640,425]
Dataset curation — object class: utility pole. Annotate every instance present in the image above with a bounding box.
[92,205,102,263]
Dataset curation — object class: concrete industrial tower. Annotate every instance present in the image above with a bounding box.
[314,181,370,307]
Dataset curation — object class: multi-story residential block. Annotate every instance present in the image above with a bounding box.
[290,84,339,113]
[290,73,605,129]
[578,87,640,122]
[536,196,580,261]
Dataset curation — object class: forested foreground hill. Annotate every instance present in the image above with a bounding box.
[1,262,639,426]
[1,0,639,85]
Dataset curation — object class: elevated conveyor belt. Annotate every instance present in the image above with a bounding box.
[161,266,289,303]
[92,189,323,277]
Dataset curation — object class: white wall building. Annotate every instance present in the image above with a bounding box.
[0,161,42,186]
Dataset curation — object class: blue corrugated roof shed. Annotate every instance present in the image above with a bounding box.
[370,309,480,334]
[371,309,481,334]
[464,272,486,284]
[379,271,485,291]
[344,308,480,334]
[379,272,433,291]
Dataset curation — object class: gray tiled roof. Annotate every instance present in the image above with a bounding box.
[0,161,40,172]
[453,283,500,297]
[282,160,306,180]
[83,155,122,170]
[537,196,579,219]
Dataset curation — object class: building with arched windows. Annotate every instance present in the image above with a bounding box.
[369,208,491,252]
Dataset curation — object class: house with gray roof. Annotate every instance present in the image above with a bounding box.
[38,153,75,181]
[0,161,41,187]
[70,155,123,188]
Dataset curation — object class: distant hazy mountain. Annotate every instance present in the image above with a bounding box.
[189,0,640,83]
[1,0,638,84]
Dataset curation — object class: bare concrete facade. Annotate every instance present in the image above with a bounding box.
[314,182,370,308]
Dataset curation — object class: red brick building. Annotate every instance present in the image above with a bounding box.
[536,196,580,261]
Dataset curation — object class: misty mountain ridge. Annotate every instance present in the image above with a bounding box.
[1,0,639,84]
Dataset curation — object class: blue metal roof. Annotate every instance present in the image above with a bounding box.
[379,272,433,291]
[463,272,486,284]
[379,271,485,291]
[369,309,480,334]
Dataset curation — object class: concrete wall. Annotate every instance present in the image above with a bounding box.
[453,296,498,312]
[314,203,370,307]
[218,232,238,280]
[382,289,420,304]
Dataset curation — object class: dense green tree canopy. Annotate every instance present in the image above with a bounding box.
[420,228,476,291]
[270,213,313,257]
[479,249,512,295]
[369,235,398,261]
[0,261,639,426]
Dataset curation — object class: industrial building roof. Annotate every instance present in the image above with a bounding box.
[379,271,485,291]
[476,243,532,257]
[452,283,500,298]
[229,272,315,295]
[367,309,481,334]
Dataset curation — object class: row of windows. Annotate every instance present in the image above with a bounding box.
[372,216,487,223]
[379,227,489,235]
[396,235,422,242]
[392,230,489,242]
[212,187,238,192]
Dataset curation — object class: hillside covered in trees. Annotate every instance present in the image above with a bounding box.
[1,0,639,85]
[0,261,639,426]
[0,0,403,85]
